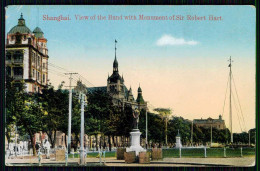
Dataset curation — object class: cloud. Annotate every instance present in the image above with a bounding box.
[156,34,199,46]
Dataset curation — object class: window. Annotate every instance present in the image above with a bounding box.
[43,63,46,69]
[38,56,40,66]
[6,52,11,61]
[23,35,26,40]
[32,69,35,78]
[32,52,35,63]
[13,51,23,62]
[37,72,40,80]
[15,35,22,44]
[43,74,45,83]
[6,67,11,76]
[13,67,23,75]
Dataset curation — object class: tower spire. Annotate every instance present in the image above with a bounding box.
[113,39,119,73]
[115,39,117,59]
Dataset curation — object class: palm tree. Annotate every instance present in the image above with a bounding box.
[154,108,172,147]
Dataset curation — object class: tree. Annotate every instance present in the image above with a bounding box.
[86,90,114,150]
[71,94,81,151]
[249,128,256,145]
[17,93,43,156]
[5,75,17,148]
[154,108,172,147]
[142,112,164,146]
[167,117,191,145]
[5,76,44,156]
[40,82,69,148]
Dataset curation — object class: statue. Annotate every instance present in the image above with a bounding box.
[133,107,140,129]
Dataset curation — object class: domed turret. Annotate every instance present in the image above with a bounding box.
[8,13,32,34]
[136,84,145,104]
[138,84,142,93]
[33,27,44,38]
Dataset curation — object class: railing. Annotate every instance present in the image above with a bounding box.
[6,60,12,64]
[13,75,23,80]
[162,147,255,158]
[13,60,23,64]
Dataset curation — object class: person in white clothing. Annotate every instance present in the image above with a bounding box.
[43,139,51,159]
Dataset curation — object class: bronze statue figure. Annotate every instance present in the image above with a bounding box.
[133,107,140,129]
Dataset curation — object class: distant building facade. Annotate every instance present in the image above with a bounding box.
[193,115,226,130]
[6,13,49,93]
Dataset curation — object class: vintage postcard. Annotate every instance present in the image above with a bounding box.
[5,5,256,167]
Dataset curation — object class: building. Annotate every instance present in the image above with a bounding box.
[193,115,226,130]
[6,13,49,93]
[87,40,147,110]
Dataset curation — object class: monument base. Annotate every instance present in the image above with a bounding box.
[126,129,146,156]
[175,144,182,148]
[175,136,182,148]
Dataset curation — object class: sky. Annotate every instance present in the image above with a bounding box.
[5,5,256,133]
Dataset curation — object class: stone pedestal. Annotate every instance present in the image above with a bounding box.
[151,148,163,160]
[124,151,136,163]
[116,148,126,160]
[139,151,150,164]
[126,129,146,156]
[55,149,65,161]
[176,136,182,148]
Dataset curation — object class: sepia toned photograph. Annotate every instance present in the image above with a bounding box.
[4,5,256,167]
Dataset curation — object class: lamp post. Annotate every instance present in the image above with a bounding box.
[191,121,193,146]
[74,80,87,165]
[15,125,17,157]
[211,124,212,147]
[145,108,148,149]
[80,93,85,165]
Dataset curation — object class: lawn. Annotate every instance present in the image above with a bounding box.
[68,147,255,158]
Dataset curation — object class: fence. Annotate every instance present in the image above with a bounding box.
[161,147,255,158]
[67,147,255,159]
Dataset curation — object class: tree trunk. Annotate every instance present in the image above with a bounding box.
[89,135,92,149]
[99,135,102,149]
[29,133,36,156]
[75,134,80,151]
[95,134,98,151]
[53,130,57,148]
[108,135,112,151]
[40,131,43,147]
[112,135,115,147]
[47,131,54,148]
[103,136,106,149]
[5,131,10,150]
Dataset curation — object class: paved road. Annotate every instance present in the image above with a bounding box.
[5,156,255,167]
